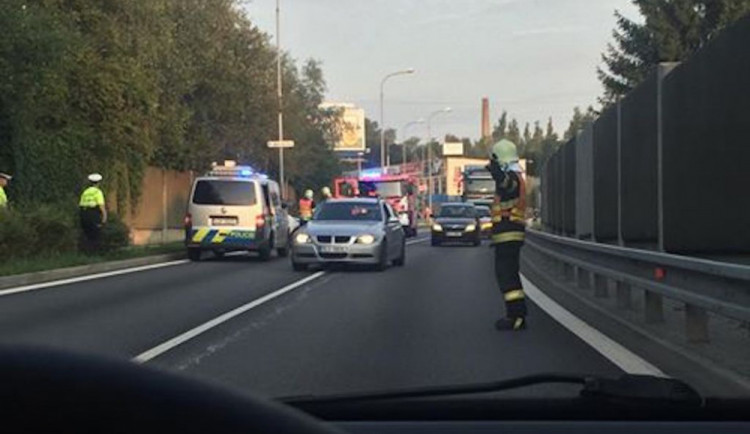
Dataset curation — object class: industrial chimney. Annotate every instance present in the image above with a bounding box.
[481,97,490,140]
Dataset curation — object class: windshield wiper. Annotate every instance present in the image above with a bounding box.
[280,374,702,407]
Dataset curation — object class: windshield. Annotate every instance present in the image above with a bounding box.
[438,205,476,218]
[192,180,257,206]
[314,202,382,221]
[3,0,745,412]
[465,178,495,194]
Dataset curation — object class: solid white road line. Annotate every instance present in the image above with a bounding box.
[132,271,327,363]
[0,260,190,298]
[521,275,665,377]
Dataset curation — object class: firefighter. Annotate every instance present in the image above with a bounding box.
[487,139,527,331]
[320,186,332,203]
[0,172,11,209]
[79,173,108,253]
[299,189,315,222]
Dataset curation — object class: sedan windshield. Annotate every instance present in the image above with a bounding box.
[314,202,382,221]
[438,205,476,218]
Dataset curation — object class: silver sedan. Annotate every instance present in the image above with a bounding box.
[291,198,406,271]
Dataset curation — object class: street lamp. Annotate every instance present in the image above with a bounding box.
[426,107,452,209]
[400,119,425,165]
[380,68,415,168]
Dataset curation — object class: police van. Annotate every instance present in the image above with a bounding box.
[184,162,290,261]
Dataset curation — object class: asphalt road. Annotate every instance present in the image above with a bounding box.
[0,236,626,399]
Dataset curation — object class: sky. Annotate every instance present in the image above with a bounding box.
[243,0,640,142]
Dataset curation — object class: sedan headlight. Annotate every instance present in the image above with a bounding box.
[465,224,477,232]
[356,234,376,245]
[432,223,443,232]
[295,233,311,244]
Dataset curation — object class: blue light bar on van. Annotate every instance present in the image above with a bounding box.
[207,165,261,177]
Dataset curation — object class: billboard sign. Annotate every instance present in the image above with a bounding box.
[442,141,464,156]
[321,102,366,152]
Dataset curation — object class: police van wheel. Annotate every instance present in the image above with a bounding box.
[213,249,225,258]
[187,248,202,262]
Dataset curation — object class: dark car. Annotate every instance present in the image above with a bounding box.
[431,202,481,247]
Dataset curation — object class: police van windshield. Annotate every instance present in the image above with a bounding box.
[192,180,257,206]
[315,202,382,221]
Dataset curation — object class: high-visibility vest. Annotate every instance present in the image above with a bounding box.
[299,198,313,219]
[79,186,105,208]
[490,171,526,244]
[0,186,7,208]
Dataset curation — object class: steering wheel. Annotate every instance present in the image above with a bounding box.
[0,346,342,434]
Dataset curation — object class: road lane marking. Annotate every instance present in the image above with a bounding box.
[406,237,429,246]
[0,260,190,297]
[521,275,665,377]
[134,239,428,363]
[133,271,327,363]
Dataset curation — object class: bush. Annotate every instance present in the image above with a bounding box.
[100,214,130,253]
[0,204,130,260]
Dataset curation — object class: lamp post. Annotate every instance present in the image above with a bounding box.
[275,0,285,198]
[400,119,425,165]
[379,68,415,168]
[426,107,452,209]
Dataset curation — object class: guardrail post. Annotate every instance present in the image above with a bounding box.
[594,274,608,298]
[576,267,591,290]
[685,304,709,343]
[563,263,574,281]
[615,281,632,309]
[644,292,664,323]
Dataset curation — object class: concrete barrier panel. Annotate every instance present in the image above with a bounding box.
[563,138,576,236]
[593,106,618,242]
[620,73,658,245]
[661,15,750,253]
[575,123,594,240]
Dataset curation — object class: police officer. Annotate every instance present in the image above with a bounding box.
[487,140,528,331]
[299,189,315,222]
[79,173,107,253]
[0,172,11,209]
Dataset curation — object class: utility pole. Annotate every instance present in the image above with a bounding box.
[276,0,285,198]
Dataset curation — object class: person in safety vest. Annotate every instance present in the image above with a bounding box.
[299,189,315,222]
[320,186,332,204]
[79,173,107,253]
[487,139,528,331]
[0,172,11,209]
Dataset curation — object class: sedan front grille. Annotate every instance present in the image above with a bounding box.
[316,235,352,244]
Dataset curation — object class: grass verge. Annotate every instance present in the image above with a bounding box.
[0,242,184,278]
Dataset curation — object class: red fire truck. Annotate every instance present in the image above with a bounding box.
[333,171,420,237]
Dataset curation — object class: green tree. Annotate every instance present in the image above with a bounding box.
[599,0,750,103]
[564,106,597,140]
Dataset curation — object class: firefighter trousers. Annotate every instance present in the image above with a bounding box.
[494,240,527,318]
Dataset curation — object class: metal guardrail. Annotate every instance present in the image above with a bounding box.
[522,229,750,342]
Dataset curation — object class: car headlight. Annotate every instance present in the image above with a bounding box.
[295,233,311,244]
[432,223,443,232]
[465,224,476,232]
[356,234,376,244]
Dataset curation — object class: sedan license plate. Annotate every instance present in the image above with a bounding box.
[446,231,462,237]
[320,245,347,254]
[211,217,238,226]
